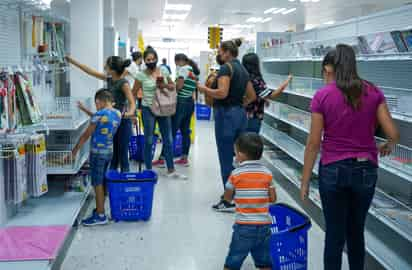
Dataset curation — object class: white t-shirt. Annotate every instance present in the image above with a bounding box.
[126,61,140,88]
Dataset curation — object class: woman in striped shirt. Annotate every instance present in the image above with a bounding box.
[154,53,198,167]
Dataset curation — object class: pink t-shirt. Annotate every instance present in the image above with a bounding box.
[310,81,385,165]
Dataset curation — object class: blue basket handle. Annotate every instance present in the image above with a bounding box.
[271,203,312,233]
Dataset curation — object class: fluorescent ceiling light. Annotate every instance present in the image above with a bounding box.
[282,8,297,15]
[273,8,287,14]
[264,8,278,14]
[163,13,189,21]
[311,0,320,2]
[261,17,273,23]
[246,17,263,23]
[288,0,296,2]
[324,20,335,25]
[164,3,192,11]
[300,0,311,2]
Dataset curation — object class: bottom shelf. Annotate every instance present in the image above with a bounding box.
[0,180,91,270]
[262,132,412,269]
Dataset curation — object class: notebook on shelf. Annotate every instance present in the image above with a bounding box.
[401,29,412,51]
[390,31,408,52]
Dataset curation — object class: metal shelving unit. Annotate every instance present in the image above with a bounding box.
[258,7,412,266]
[39,97,92,131]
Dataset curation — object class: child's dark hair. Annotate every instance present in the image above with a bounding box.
[106,56,131,75]
[144,46,158,60]
[220,38,242,58]
[235,132,264,160]
[95,88,113,103]
[131,51,142,61]
[242,52,262,77]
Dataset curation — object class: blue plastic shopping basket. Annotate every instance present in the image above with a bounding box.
[270,203,312,270]
[106,170,158,222]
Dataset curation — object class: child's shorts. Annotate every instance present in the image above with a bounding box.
[224,224,272,270]
[90,153,112,187]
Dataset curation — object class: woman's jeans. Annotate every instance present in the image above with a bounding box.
[160,97,194,158]
[110,118,132,172]
[319,159,377,270]
[214,106,247,189]
[246,117,262,134]
[141,106,174,170]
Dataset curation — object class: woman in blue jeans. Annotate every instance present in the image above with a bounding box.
[198,38,257,211]
[66,55,136,172]
[133,46,186,179]
[155,54,198,167]
[301,44,399,270]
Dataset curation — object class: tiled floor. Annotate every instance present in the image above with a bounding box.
[61,121,349,270]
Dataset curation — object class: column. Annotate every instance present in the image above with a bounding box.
[70,0,104,98]
[104,0,116,59]
[129,17,139,51]
[114,0,129,58]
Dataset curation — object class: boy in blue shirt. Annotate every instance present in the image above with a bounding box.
[71,89,121,226]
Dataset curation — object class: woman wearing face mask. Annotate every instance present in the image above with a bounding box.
[155,53,197,167]
[66,55,136,172]
[301,44,399,270]
[132,46,186,179]
[198,38,257,211]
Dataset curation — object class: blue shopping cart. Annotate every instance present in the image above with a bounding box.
[270,203,312,270]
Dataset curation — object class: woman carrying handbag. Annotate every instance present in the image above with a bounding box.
[133,46,186,180]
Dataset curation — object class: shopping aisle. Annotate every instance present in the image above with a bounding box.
[61,121,348,270]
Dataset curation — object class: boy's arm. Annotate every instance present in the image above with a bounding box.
[269,179,277,203]
[223,175,236,202]
[224,189,235,202]
[72,123,96,157]
[77,101,93,117]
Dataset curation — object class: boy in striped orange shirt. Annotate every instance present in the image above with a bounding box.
[223,133,276,270]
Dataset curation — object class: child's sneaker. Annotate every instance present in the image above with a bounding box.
[82,212,109,226]
[152,159,166,168]
[175,158,189,167]
[212,200,236,213]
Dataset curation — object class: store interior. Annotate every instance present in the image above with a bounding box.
[0,0,412,269]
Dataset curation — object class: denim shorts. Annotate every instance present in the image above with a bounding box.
[90,153,112,187]
[225,224,272,270]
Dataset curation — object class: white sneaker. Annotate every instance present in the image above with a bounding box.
[166,171,188,180]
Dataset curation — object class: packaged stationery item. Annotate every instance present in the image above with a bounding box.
[26,134,48,197]
[401,29,412,50]
[14,72,42,126]
[391,31,409,52]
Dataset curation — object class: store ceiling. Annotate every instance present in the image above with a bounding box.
[129,0,412,40]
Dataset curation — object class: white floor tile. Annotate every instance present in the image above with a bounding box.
[62,121,348,270]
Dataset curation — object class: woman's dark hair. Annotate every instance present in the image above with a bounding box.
[106,56,131,75]
[235,132,263,160]
[95,88,113,102]
[322,44,363,109]
[220,38,242,58]
[131,51,142,61]
[188,59,200,76]
[242,53,262,77]
[175,53,189,63]
[143,46,158,61]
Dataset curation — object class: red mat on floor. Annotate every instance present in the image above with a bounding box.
[0,225,70,261]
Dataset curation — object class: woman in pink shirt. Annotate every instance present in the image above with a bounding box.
[301,44,399,270]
